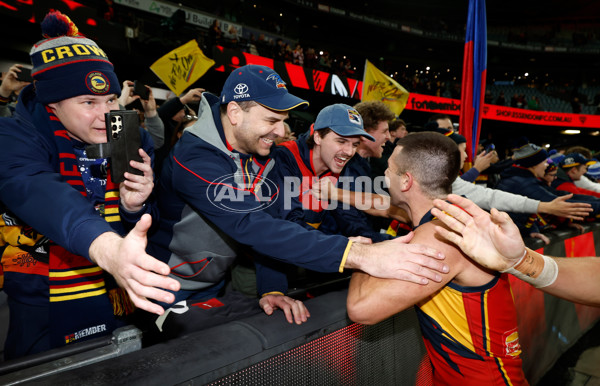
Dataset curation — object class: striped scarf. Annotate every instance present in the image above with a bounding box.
[0,103,133,350]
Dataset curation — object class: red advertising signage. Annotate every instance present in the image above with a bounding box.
[213,46,600,129]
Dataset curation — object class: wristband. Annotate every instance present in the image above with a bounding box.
[501,248,558,288]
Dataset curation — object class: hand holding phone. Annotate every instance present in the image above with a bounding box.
[133,80,149,100]
[106,110,143,183]
[16,67,33,83]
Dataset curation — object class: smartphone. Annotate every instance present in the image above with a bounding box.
[133,80,149,100]
[485,143,496,152]
[105,110,143,183]
[16,67,33,82]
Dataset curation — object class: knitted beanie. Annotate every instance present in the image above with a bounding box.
[513,143,548,167]
[30,10,120,104]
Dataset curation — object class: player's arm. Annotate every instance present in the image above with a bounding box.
[432,194,600,307]
[347,224,461,325]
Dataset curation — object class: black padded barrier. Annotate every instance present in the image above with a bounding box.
[1,224,600,385]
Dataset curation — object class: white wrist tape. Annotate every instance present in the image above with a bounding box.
[501,249,559,288]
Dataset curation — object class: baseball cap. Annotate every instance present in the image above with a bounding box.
[314,104,375,141]
[586,160,600,179]
[220,65,308,111]
[560,153,597,168]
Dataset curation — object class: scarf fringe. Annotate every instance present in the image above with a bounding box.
[108,287,135,316]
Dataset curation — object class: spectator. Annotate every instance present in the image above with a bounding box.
[0,10,178,360]
[118,80,165,149]
[369,118,407,178]
[496,144,600,242]
[0,64,31,117]
[145,65,448,336]
[322,100,396,241]
[552,153,600,198]
[292,43,304,66]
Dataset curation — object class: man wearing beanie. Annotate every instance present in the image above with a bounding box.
[0,10,179,359]
[146,65,449,334]
[496,144,600,240]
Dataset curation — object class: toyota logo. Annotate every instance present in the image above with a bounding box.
[234,83,248,95]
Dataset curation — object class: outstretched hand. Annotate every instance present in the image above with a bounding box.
[540,194,592,221]
[350,232,448,284]
[431,194,526,271]
[90,214,180,315]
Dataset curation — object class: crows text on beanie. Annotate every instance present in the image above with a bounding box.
[30,10,121,104]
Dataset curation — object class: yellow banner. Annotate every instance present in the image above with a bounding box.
[150,40,215,95]
[362,59,410,116]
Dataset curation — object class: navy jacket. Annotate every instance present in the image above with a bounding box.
[148,94,351,296]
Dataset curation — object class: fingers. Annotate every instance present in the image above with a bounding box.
[489,208,512,226]
[126,290,167,316]
[386,262,445,285]
[127,149,153,176]
[261,295,310,324]
[431,207,466,234]
[394,231,414,244]
[441,194,483,217]
[132,213,152,236]
[433,224,464,247]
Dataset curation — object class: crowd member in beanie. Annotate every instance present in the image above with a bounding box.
[0,10,179,359]
[496,143,600,241]
[146,65,449,333]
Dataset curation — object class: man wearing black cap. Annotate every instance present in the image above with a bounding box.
[148,65,449,327]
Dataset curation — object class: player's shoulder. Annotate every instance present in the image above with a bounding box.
[413,220,467,265]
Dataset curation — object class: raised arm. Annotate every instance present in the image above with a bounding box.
[312,178,410,222]
[431,194,600,306]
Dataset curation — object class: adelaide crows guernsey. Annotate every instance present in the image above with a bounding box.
[415,211,526,385]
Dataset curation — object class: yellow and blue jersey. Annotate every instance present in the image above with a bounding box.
[416,274,526,385]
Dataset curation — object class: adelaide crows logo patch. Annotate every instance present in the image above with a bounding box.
[86,71,110,94]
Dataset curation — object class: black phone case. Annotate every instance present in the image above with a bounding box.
[17,67,33,82]
[133,80,149,100]
[106,110,143,183]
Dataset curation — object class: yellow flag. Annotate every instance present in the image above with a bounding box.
[362,59,410,116]
[150,40,215,95]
